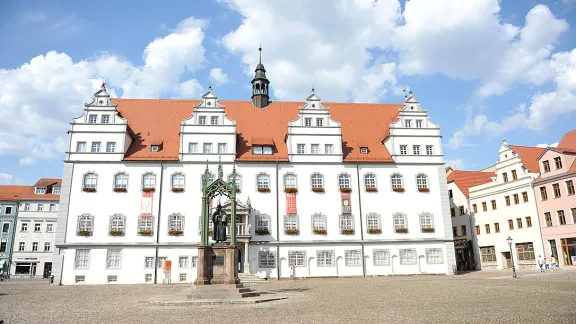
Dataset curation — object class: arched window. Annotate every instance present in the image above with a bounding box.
[311,173,324,189]
[416,174,428,189]
[201,172,215,189]
[77,214,94,235]
[366,213,381,232]
[114,172,128,189]
[420,212,434,230]
[172,173,185,189]
[142,173,156,189]
[257,173,270,189]
[83,173,97,189]
[284,173,297,190]
[168,213,185,232]
[364,173,376,189]
[256,214,270,234]
[391,173,403,189]
[109,214,126,234]
[393,212,407,230]
[312,213,327,232]
[227,173,241,191]
[338,173,351,189]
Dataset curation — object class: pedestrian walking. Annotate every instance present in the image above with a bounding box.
[551,255,558,271]
[544,258,550,270]
[537,255,544,272]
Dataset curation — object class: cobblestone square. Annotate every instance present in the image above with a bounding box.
[1,269,575,324]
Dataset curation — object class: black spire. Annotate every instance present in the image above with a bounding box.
[251,45,270,108]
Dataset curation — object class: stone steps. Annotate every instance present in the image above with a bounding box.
[238,274,268,284]
[181,283,261,300]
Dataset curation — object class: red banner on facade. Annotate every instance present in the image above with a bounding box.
[140,191,153,216]
[341,192,351,214]
[286,192,297,214]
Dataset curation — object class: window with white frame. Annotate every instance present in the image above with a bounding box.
[179,256,189,268]
[18,242,25,251]
[145,274,153,282]
[114,172,128,189]
[288,251,306,267]
[172,173,185,189]
[284,214,299,231]
[101,115,110,124]
[325,144,333,154]
[297,144,306,154]
[49,204,56,212]
[109,214,126,234]
[77,214,94,234]
[312,214,327,232]
[142,173,156,189]
[426,248,444,264]
[284,173,297,189]
[419,212,434,230]
[32,242,38,251]
[75,276,86,283]
[158,257,167,269]
[426,145,433,155]
[364,173,376,189]
[44,242,51,252]
[203,143,212,153]
[256,214,270,233]
[145,257,155,269]
[400,145,407,155]
[201,173,215,189]
[304,118,312,126]
[316,118,323,126]
[53,187,61,194]
[179,273,186,282]
[259,251,277,268]
[345,250,362,266]
[400,249,417,265]
[211,116,219,125]
[311,144,320,154]
[91,142,101,153]
[192,256,198,268]
[35,187,46,194]
[416,174,428,189]
[34,223,41,232]
[227,173,241,191]
[416,120,422,128]
[188,143,197,153]
[339,173,351,189]
[88,114,97,123]
[257,173,270,190]
[405,119,411,128]
[83,173,97,189]
[138,216,154,233]
[391,174,403,189]
[24,203,31,211]
[21,223,28,232]
[75,249,90,269]
[107,275,117,283]
[311,173,324,189]
[393,212,407,230]
[199,116,207,125]
[340,214,354,231]
[366,213,381,231]
[168,214,185,232]
[37,204,44,212]
[46,223,54,232]
[76,142,86,152]
[106,142,116,153]
[413,145,420,155]
[360,147,369,154]
[106,249,122,269]
[317,250,335,267]
[218,143,227,153]
[373,249,390,266]
[252,146,273,155]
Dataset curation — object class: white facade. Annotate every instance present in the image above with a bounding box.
[53,85,456,285]
[469,141,544,270]
[11,187,60,277]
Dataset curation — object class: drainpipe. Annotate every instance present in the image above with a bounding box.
[276,161,281,280]
[154,161,165,284]
[356,163,366,277]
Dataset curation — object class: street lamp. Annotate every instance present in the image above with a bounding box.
[507,236,517,278]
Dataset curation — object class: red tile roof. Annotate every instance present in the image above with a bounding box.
[446,170,495,197]
[34,178,62,187]
[510,145,546,173]
[0,178,61,201]
[114,99,402,162]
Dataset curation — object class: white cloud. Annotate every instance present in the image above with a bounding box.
[209,68,230,85]
[445,158,466,170]
[0,173,13,185]
[0,17,207,164]
[536,142,559,148]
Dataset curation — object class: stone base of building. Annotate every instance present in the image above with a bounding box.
[194,245,239,286]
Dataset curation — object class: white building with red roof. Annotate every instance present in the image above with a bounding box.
[53,56,456,285]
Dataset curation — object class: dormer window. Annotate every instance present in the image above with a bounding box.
[35,187,46,194]
[416,120,422,128]
[554,157,562,169]
[151,146,159,152]
[199,116,207,125]
[210,116,219,125]
[52,187,61,194]
[252,138,274,155]
[101,115,110,124]
[305,118,312,127]
[150,140,163,152]
[405,120,411,128]
[316,118,323,127]
[360,147,369,154]
[88,115,97,124]
[253,146,273,155]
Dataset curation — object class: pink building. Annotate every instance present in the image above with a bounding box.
[533,130,576,267]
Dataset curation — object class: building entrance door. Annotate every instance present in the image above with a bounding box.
[43,262,52,278]
[503,252,512,269]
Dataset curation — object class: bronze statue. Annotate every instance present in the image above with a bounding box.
[212,204,228,243]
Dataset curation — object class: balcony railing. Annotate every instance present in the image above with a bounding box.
[227,223,251,236]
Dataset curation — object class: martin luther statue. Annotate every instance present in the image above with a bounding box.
[212,204,228,243]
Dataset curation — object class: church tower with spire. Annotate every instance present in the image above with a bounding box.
[251,46,270,108]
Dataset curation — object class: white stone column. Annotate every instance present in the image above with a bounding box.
[243,241,250,274]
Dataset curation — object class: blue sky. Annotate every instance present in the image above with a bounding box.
[0,0,575,185]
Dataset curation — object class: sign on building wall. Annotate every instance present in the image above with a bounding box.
[140,191,153,216]
[286,192,297,214]
[163,260,172,275]
[341,192,351,214]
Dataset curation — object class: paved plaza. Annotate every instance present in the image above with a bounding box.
[1,269,576,324]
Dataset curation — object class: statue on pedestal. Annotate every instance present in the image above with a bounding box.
[212,204,228,243]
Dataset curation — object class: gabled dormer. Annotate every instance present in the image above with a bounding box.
[385,90,443,164]
[67,81,130,162]
[180,87,237,162]
[286,89,342,163]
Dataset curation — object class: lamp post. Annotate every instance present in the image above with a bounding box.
[507,236,517,278]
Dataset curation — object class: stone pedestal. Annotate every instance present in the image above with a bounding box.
[194,245,239,286]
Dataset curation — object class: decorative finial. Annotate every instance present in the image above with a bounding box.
[312,87,315,94]
[502,138,506,142]
[208,85,212,91]
[258,45,262,63]
[101,80,106,90]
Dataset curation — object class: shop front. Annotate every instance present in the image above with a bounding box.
[560,237,576,266]
[13,257,40,276]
